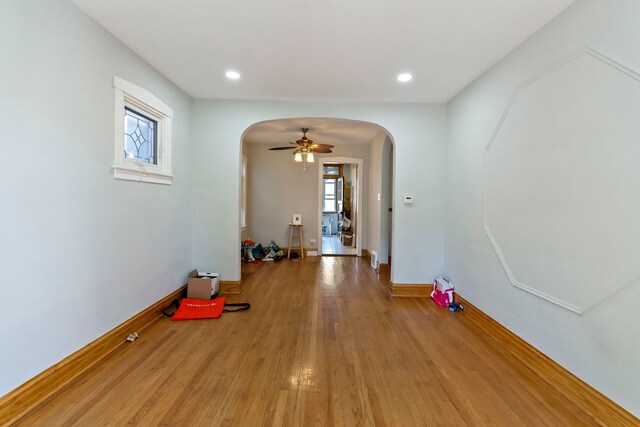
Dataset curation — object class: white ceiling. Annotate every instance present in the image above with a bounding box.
[71,0,573,103]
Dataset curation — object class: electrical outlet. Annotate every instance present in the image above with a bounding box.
[310,238,316,245]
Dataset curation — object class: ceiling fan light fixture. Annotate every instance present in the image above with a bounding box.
[269,128,334,170]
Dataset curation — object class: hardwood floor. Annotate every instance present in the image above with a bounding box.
[14,257,615,426]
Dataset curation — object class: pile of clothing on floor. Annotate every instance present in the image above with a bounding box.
[242,239,284,262]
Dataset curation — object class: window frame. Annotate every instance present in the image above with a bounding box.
[113,76,174,185]
[323,164,342,179]
[323,178,338,213]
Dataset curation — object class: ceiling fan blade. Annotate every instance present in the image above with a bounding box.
[311,143,335,149]
[269,146,297,150]
[312,146,333,153]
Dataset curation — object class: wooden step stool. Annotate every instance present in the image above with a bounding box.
[287,223,304,259]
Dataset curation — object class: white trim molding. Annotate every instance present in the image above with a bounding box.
[483,47,640,314]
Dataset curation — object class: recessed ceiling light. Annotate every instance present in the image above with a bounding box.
[225,71,241,80]
[397,73,412,82]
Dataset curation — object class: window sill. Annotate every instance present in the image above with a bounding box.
[112,164,174,185]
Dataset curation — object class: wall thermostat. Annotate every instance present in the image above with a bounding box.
[403,196,414,205]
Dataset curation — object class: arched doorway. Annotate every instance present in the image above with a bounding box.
[241,117,394,266]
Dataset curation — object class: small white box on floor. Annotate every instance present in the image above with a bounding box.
[187,269,220,300]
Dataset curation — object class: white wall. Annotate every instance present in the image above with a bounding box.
[367,134,393,264]
[0,0,192,396]
[380,138,392,263]
[445,0,640,415]
[244,142,369,250]
[191,101,446,284]
[367,133,383,261]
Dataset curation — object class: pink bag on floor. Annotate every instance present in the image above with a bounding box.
[431,276,454,307]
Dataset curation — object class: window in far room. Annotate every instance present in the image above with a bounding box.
[241,155,247,229]
[323,178,337,213]
[323,164,342,178]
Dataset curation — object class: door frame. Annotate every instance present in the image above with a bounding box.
[318,157,363,256]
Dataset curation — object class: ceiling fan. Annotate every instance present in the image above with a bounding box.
[269,128,334,169]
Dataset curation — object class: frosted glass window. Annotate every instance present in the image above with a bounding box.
[323,165,340,175]
[124,107,157,165]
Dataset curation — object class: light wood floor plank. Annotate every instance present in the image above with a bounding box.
[13,257,626,426]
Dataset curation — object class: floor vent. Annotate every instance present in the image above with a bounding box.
[370,251,378,270]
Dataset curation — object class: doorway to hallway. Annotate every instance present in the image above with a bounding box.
[320,161,359,256]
